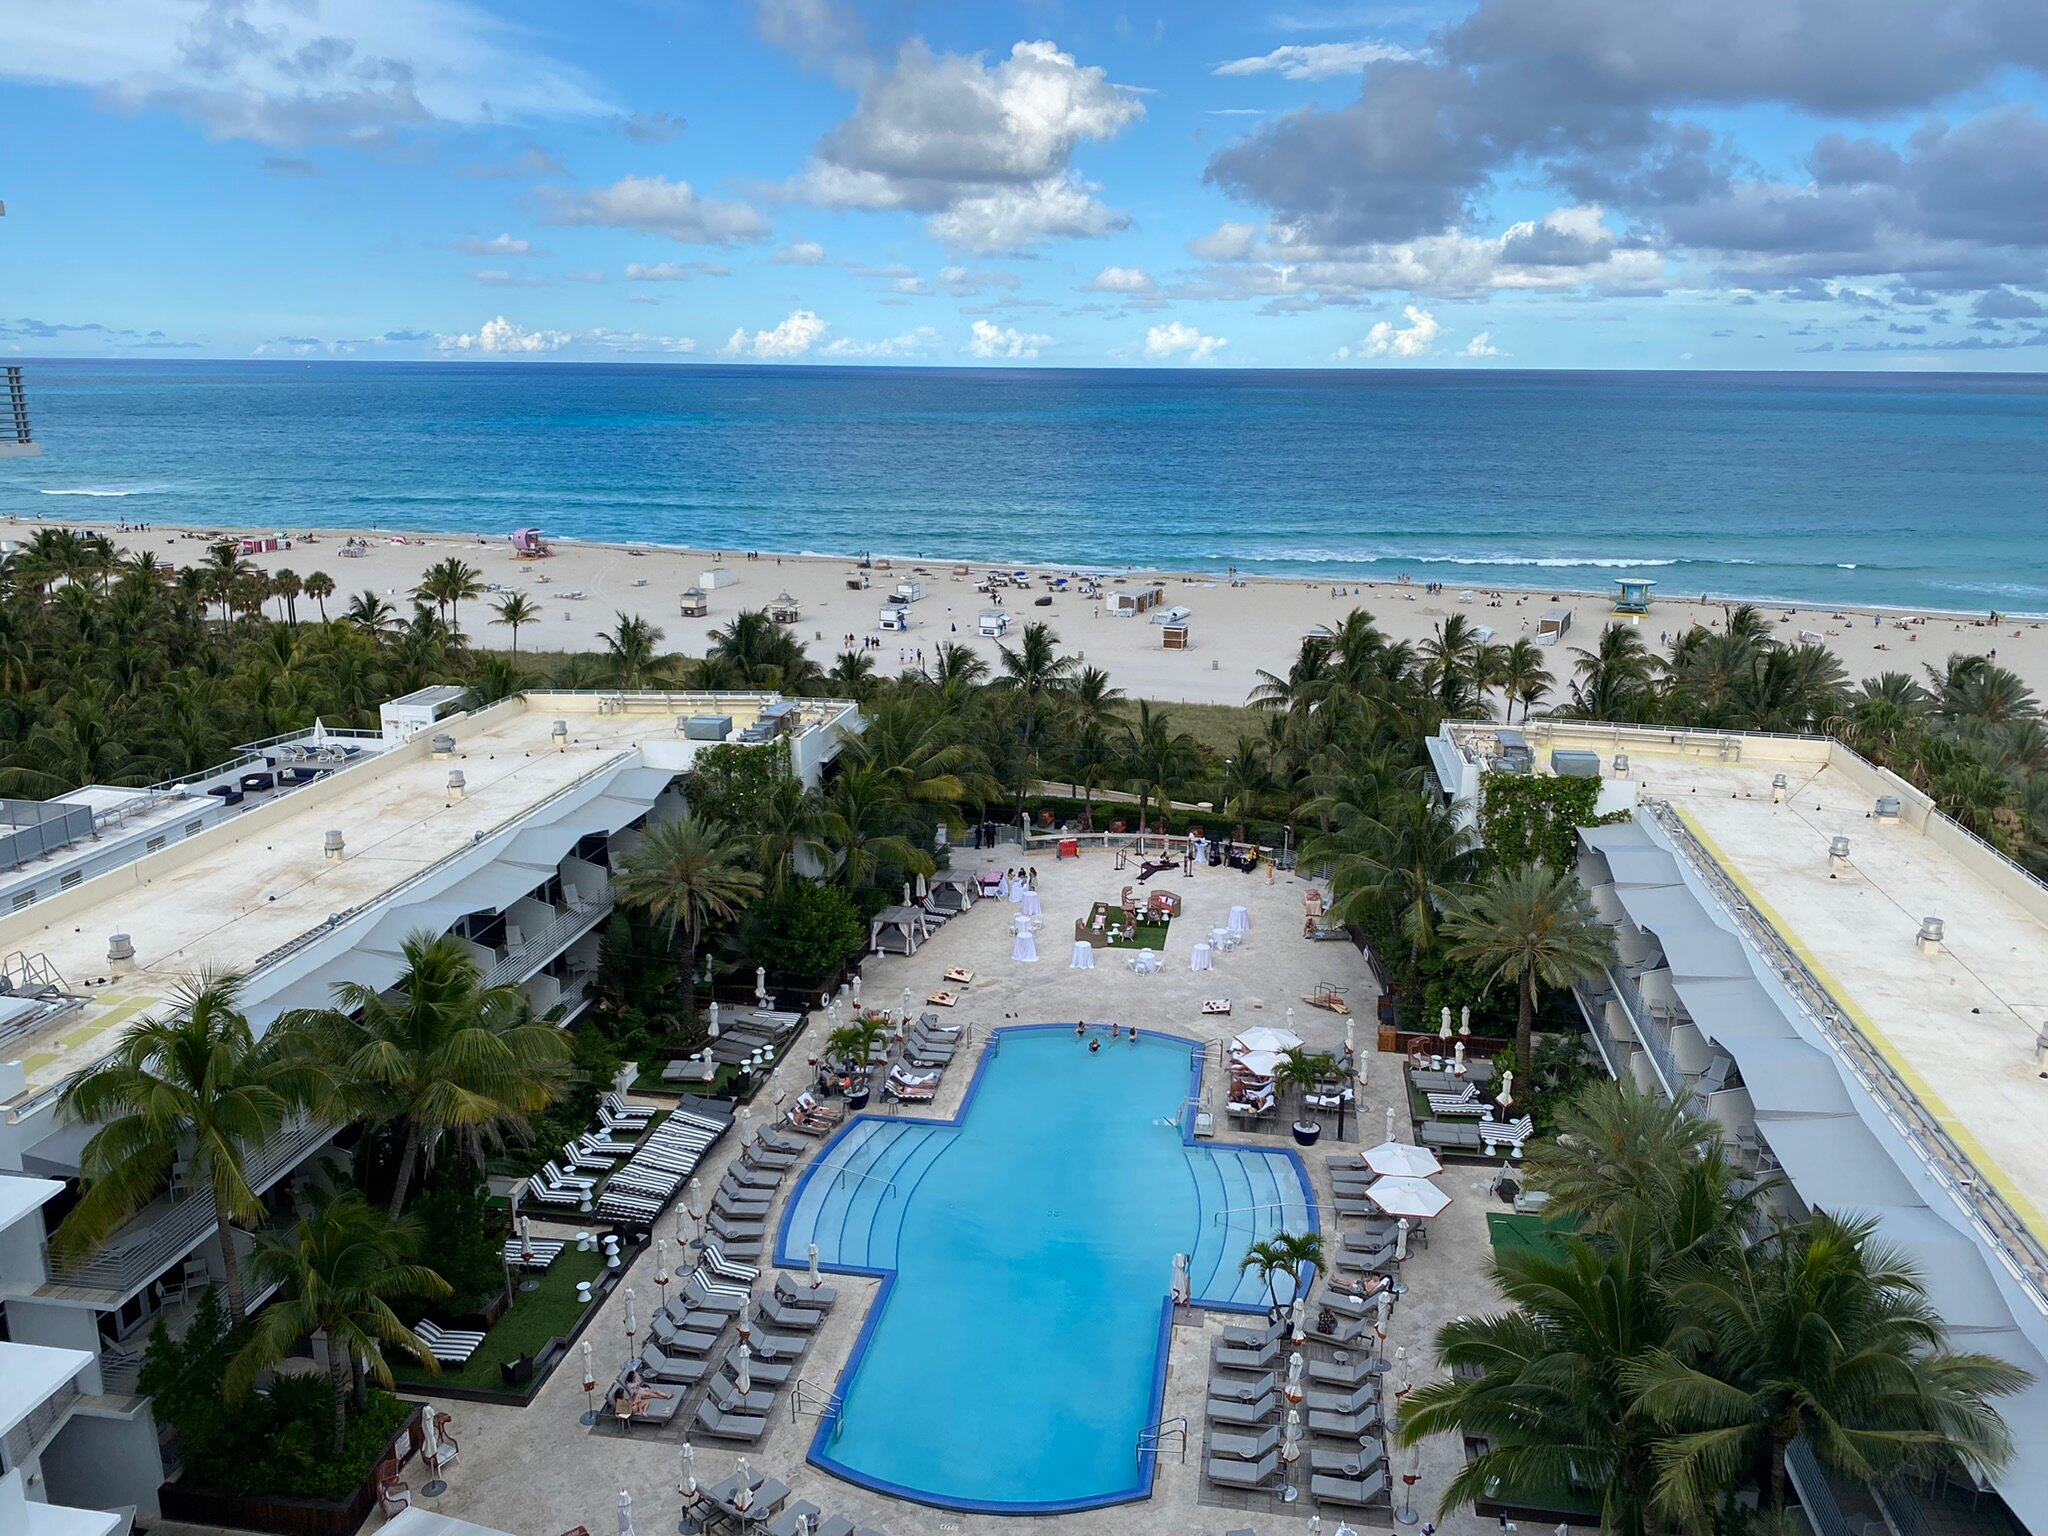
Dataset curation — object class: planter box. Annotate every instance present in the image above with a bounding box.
[1292,1121,1323,1147]
[158,1407,422,1536]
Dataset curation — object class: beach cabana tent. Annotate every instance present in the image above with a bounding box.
[870,904,931,956]
[768,591,802,623]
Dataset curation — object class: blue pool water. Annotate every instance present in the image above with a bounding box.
[775,1026,1316,1512]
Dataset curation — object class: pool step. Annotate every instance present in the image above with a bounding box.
[779,1118,954,1270]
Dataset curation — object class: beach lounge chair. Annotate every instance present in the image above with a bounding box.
[1207,1450,1282,1490]
[708,1210,765,1241]
[502,1238,565,1271]
[1308,1311,1369,1346]
[901,1040,956,1069]
[704,1245,761,1282]
[1206,1391,1280,1426]
[414,1320,485,1365]
[777,1273,837,1309]
[1482,1113,1537,1157]
[724,1348,797,1386]
[1332,1195,1384,1220]
[1309,1354,1380,1389]
[745,1327,808,1360]
[725,1163,782,1191]
[757,1127,807,1154]
[601,1092,655,1128]
[1312,1467,1390,1509]
[1209,1426,1281,1462]
[713,1189,772,1221]
[791,1091,843,1127]
[758,1293,824,1330]
[743,1142,800,1171]
[684,1273,750,1313]
[1313,1442,1386,1475]
[1418,1120,1485,1151]
[629,1390,682,1427]
[1209,1369,1276,1403]
[1335,1243,1396,1275]
[651,1315,721,1354]
[638,1343,711,1383]
[1308,1407,1382,1438]
[692,1402,769,1443]
[1220,1318,1285,1349]
[705,1374,778,1416]
[1305,1382,1380,1418]
[764,1503,823,1536]
[1212,1335,1283,1373]
[813,1516,855,1536]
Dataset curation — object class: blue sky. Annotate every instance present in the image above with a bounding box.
[3,0,2046,368]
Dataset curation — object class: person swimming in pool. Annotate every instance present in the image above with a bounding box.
[1128,1026,1139,1045]
[1109,1022,1120,1039]
[1075,1019,1087,1038]
[1088,1037,1101,1054]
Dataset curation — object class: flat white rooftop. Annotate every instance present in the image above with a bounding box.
[0,1339,89,1439]
[1471,723,2048,1248]
[0,692,853,1105]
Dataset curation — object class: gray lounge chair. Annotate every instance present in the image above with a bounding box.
[758,1294,824,1330]
[705,1374,778,1416]
[651,1315,720,1354]
[1209,1426,1281,1461]
[777,1274,837,1308]
[1308,1355,1378,1388]
[1342,1224,1398,1248]
[709,1210,765,1242]
[693,1402,769,1443]
[1308,1407,1380,1438]
[713,1190,772,1221]
[638,1343,710,1384]
[1206,1392,1280,1426]
[765,1502,823,1536]
[1212,1336,1282,1373]
[1209,1369,1275,1403]
[726,1350,796,1386]
[1312,1467,1390,1508]
[685,1274,750,1313]
[1312,1443,1386,1475]
[727,1164,782,1190]
[745,1143,800,1171]
[1308,1312,1368,1346]
[1335,1244,1395,1274]
[1207,1450,1282,1490]
[1304,1382,1379,1417]
[1419,1121,1484,1151]
[629,1390,683,1426]
[1220,1318,1284,1349]
[814,1516,855,1536]
[758,1129,808,1155]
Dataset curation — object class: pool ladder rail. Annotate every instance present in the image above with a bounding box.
[790,1376,846,1438]
[1136,1416,1188,1466]
[829,1163,900,1199]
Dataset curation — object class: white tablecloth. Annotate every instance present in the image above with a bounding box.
[1131,949,1161,974]
[1020,890,1043,917]
[1227,905,1252,933]
[1069,942,1095,970]
[1013,931,1039,963]
[1009,881,1026,903]
[1190,943,1213,972]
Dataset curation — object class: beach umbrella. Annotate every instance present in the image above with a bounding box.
[1290,1295,1307,1345]
[618,1489,637,1536]
[1375,1286,1393,1340]
[901,986,913,1022]
[1284,1351,1305,1403]
[1362,1141,1443,1179]
[674,1203,691,1245]
[734,1457,755,1513]
[1439,1007,1452,1042]
[771,1069,786,1106]
[688,1177,704,1222]
[1453,1039,1467,1075]
[1284,1006,1297,1035]
[807,1242,821,1289]
[624,1288,638,1350]
[756,966,768,1002]
[915,872,928,900]
[1170,1251,1190,1306]
[519,1214,535,1266]
[903,880,913,906]
[1233,1025,1303,1055]
[735,1342,753,1396]
[851,974,861,1003]
[739,1108,751,1145]
[1395,1219,1410,1263]
[1498,1069,1516,1110]
[418,1405,446,1495]
[1311,1516,1322,1536]
[679,1443,697,1499]
[1370,1177,1451,1220]
[1236,1049,1286,1078]
[1384,1105,1397,1142]
[708,1002,720,1039]
[1460,1005,1472,1037]
[1282,1407,1303,1464]
[655,1239,669,1298]
[1343,1017,1355,1057]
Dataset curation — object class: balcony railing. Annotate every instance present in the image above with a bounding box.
[1,1371,80,1471]
[482,887,613,991]
[42,1113,333,1303]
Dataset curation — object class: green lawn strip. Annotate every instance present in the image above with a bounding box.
[1485,1210,1578,1266]
[632,1063,745,1098]
[393,1246,609,1395]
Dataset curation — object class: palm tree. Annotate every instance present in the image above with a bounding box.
[226,1189,448,1455]
[1444,862,1614,1071]
[1570,622,1657,720]
[1523,1079,1723,1232]
[825,1015,891,1082]
[1629,1214,2030,1515]
[344,590,400,639]
[1498,637,1552,723]
[827,649,877,701]
[492,592,540,656]
[415,557,485,638]
[304,569,335,622]
[996,620,1074,819]
[1240,1230,1326,1317]
[287,933,570,1218]
[615,814,763,1029]
[748,777,830,894]
[1119,700,1203,833]
[820,762,935,888]
[1271,1046,1335,1121]
[603,612,671,689]
[707,609,813,688]
[56,973,300,1315]
[272,568,303,625]
[1304,791,1476,970]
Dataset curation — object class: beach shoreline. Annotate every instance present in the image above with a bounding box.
[15,512,2046,708]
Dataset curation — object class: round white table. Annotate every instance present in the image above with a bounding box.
[1227,904,1252,933]
[1009,882,1026,903]
[1069,941,1096,970]
[1013,930,1039,963]
[1020,890,1043,917]
[1190,942,1213,972]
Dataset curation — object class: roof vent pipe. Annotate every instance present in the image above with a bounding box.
[430,732,456,759]
[1612,753,1630,778]
[108,934,135,975]
[1829,836,1852,874]
[551,720,568,753]
[324,829,345,863]
[1772,773,1788,804]
[447,770,466,801]
[1875,795,1901,826]
[1917,916,1944,956]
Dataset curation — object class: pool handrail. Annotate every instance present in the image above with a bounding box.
[830,1165,899,1198]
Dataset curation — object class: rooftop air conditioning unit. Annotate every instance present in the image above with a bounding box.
[1875,795,1901,826]
[1916,916,1944,956]
[1829,836,1852,874]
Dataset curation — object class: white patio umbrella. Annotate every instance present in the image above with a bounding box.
[1498,1069,1516,1110]
[915,872,929,900]
[1439,1006,1453,1042]
[624,1288,638,1349]
[807,1242,821,1289]
[739,1108,751,1145]
[1459,1005,1472,1037]
[1171,1252,1190,1305]
[1284,1006,1297,1035]
[734,1458,755,1513]
[418,1405,447,1495]
[1384,1105,1397,1142]
[1290,1295,1307,1344]
[1284,1351,1305,1402]
[1343,1016,1355,1057]
[901,986,913,1021]
[1453,1039,1467,1075]
[688,1177,704,1222]
[581,1339,595,1388]
[1232,1025,1303,1055]
[1282,1407,1303,1463]
[655,1239,669,1297]
[771,1069,786,1105]
[679,1443,697,1499]
[1362,1141,1444,1179]
[756,966,768,1001]
[1375,1287,1393,1339]
[1236,1049,1286,1078]
[519,1214,535,1265]
[674,1204,691,1246]
[902,881,913,906]
[708,1002,720,1039]
[618,1488,637,1536]
[1395,1219,1410,1263]
[851,974,861,1003]
[1369,1176,1452,1220]
[1310,1515,1323,1536]
[735,1342,752,1396]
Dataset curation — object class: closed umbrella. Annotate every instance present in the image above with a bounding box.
[739,1108,751,1145]
[1283,1406,1303,1464]
[1497,1069,1516,1111]
[1290,1295,1307,1344]
[1453,1039,1467,1075]
[756,966,768,1003]
[903,881,913,907]
[1384,1105,1397,1142]
[624,1287,638,1351]
[618,1489,637,1536]
[901,986,912,1023]
[1395,1218,1410,1263]
[735,1341,753,1395]
[679,1442,697,1499]
[1362,1141,1443,1179]
[807,1242,821,1289]
[519,1214,535,1266]
[580,1340,598,1424]
[733,1457,755,1513]
[708,1002,720,1039]
[1369,1176,1452,1220]
[1170,1252,1190,1305]
[655,1239,670,1304]
[916,872,928,901]
[771,1069,786,1106]
[1284,1350,1305,1403]
[688,1177,704,1222]
[851,974,861,1003]
[1439,1006,1453,1042]
[1460,1005,1472,1037]
[1344,1016,1355,1057]
[419,1405,447,1496]
[1375,1286,1393,1340]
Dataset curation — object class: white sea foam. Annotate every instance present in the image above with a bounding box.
[38,485,165,498]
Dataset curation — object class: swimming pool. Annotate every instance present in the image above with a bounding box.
[775,1025,1317,1512]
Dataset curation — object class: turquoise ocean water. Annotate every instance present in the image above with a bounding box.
[5,361,2046,614]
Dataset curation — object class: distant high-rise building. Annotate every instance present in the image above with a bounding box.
[1,366,38,459]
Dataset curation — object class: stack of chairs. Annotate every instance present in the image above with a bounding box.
[596,1102,733,1220]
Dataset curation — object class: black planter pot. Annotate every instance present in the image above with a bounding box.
[1292,1120,1322,1146]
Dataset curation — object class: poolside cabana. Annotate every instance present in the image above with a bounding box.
[928,872,977,915]
[870,903,931,956]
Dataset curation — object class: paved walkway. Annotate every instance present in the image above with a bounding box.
[156,850,1516,1536]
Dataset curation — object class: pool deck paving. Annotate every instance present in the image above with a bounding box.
[150,852,1515,1536]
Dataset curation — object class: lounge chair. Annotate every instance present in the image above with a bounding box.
[704,1374,777,1416]
[1419,1121,1485,1150]
[776,1274,837,1308]
[1308,1407,1381,1438]
[629,1391,682,1426]
[757,1128,807,1154]
[1212,1335,1282,1373]
[1220,1318,1284,1349]
[713,1190,772,1221]
[758,1294,824,1330]
[693,1402,769,1443]
[1482,1113,1536,1157]
[744,1327,808,1360]
[765,1503,823,1536]
[1206,1450,1282,1490]
[638,1343,711,1383]
[703,1245,761,1283]
[1308,1312,1368,1346]
[1305,1382,1380,1418]
[1341,1223,1399,1247]
[1208,1369,1275,1403]
[725,1349,796,1386]
[1209,1426,1281,1462]
[414,1320,485,1365]
[1312,1443,1386,1475]
[743,1142,800,1171]
[650,1316,720,1354]
[709,1210,766,1242]
[1312,1467,1390,1508]
[1335,1243,1395,1274]
[1308,1355,1379,1389]
[813,1517,855,1536]
[790,1092,843,1126]
[726,1164,782,1191]
[684,1273,750,1313]
[1206,1391,1280,1426]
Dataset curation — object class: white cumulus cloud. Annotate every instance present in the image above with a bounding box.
[721,309,830,359]
[542,174,769,245]
[1351,305,1440,358]
[771,240,829,265]
[968,320,1052,359]
[1212,41,1413,81]
[819,327,942,359]
[1088,265,1156,293]
[452,233,536,257]
[1461,332,1502,357]
[1188,221,1257,262]
[1143,321,1228,362]
[436,315,570,354]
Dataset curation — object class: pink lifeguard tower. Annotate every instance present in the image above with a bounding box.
[510,527,551,559]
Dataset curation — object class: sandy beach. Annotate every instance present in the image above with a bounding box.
[30,517,2048,708]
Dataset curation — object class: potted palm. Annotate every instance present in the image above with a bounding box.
[826,1014,891,1110]
[1273,1046,1336,1146]
[1240,1230,1327,1321]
